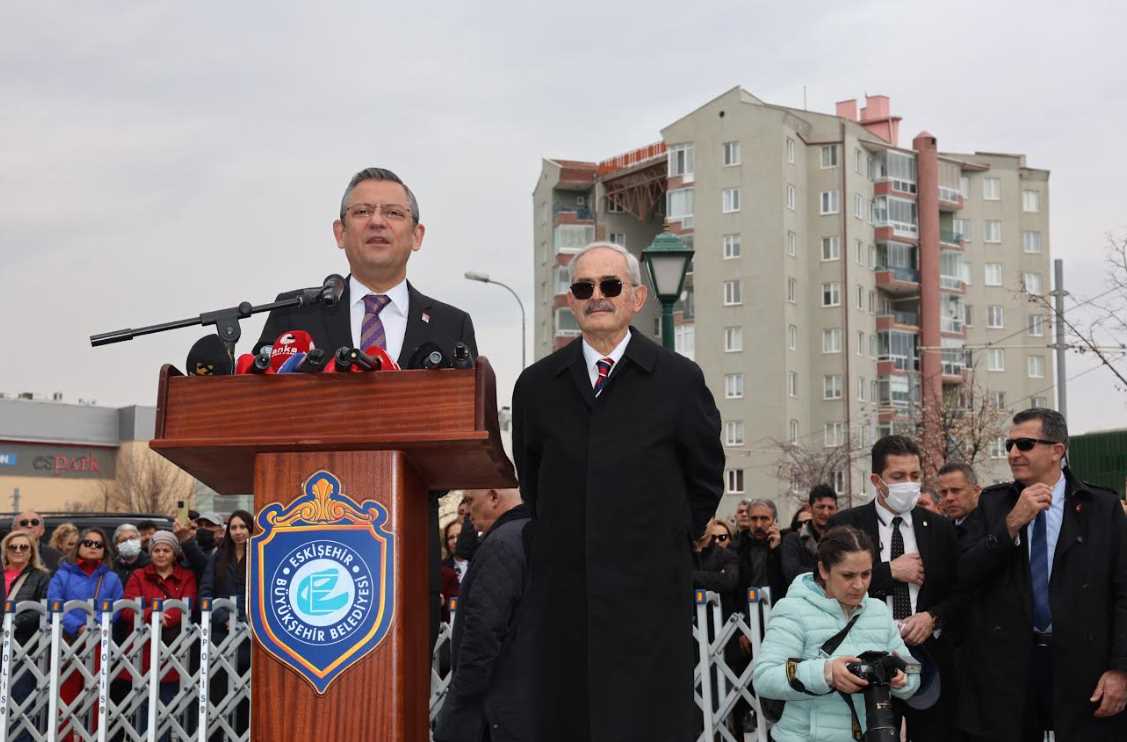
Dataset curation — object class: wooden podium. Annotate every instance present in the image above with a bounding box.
[149,359,516,741]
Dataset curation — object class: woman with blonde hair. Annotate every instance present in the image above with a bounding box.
[3,529,51,741]
[48,522,79,557]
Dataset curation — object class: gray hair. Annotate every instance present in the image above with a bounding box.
[339,167,421,224]
[567,241,643,286]
[747,499,778,520]
[113,523,139,542]
[1012,407,1069,447]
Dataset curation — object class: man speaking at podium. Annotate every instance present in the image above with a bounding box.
[254,166,478,641]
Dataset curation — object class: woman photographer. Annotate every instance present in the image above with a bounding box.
[752,525,918,741]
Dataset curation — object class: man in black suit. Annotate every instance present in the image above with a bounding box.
[512,242,724,742]
[254,167,477,644]
[957,408,1126,741]
[828,434,960,742]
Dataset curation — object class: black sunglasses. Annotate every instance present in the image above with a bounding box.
[17,518,41,527]
[6,543,30,552]
[1004,437,1059,453]
[80,539,106,550]
[712,534,731,542]
[570,278,624,300]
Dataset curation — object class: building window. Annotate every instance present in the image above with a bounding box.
[675,324,694,360]
[857,330,865,355]
[786,184,797,211]
[984,220,1002,243]
[788,419,799,443]
[868,291,876,314]
[987,348,1006,371]
[723,233,741,259]
[985,263,1003,286]
[666,187,694,228]
[821,236,840,261]
[855,239,865,265]
[854,192,864,219]
[724,373,745,399]
[787,277,798,303]
[824,374,843,400]
[820,190,840,215]
[987,305,1005,329]
[960,175,971,197]
[668,143,695,178]
[555,308,581,336]
[822,282,841,307]
[870,334,879,357]
[1023,231,1042,253]
[786,137,796,163]
[953,217,971,240]
[833,469,846,493]
[723,279,743,306]
[983,177,1001,201]
[1023,190,1040,212]
[1023,272,1043,295]
[1031,396,1048,408]
[858,376,867,401]
[990,437,1006,459]
[786,230,798,256]
[726,469,745,494]
[554,224,595,253]
[722,141,741,166]
[1029,314,1045,337]
[992,391,1007,408]
[787,371,798,398]
[856,285,864,310]
[1027,355,1045,378]
[723,326,743,352]
[856,148,866,175]
[787,324,798,350]
[824,422,844,447]
[724,420,745,446]
[606,197,624,214]
[821,145,839,168]
[964,304,973,326]
[608,232,626,246]
[822,327,842,353]
[722,188,741,213]
[555,266,570,294]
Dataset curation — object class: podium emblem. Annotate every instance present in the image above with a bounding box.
[249,470,395,694]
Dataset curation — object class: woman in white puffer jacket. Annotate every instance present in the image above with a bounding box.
[752,526,920,741]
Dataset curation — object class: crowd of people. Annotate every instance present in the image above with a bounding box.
[1,509,254,740]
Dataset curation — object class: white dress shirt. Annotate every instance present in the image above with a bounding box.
[581,332,631,388]
[349,275,409,362]
[875,498,921,616]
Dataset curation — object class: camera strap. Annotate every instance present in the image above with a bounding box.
[825,613,865,742]
[785,613,861,696]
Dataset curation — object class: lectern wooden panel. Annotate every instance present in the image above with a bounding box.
[149,359,515,742]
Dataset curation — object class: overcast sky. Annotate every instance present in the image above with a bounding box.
[3,0,1125,434]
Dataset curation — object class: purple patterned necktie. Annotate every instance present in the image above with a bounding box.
[360,294,392,350]
[593,357,614,397]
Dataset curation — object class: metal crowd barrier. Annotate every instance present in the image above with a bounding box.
[5,589,773,742]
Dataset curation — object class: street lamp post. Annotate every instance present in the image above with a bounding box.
[641,230,694,350]
[464,271,526,369]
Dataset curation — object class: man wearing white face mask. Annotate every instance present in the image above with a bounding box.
[112,523,150,588]
[829,434,961,741]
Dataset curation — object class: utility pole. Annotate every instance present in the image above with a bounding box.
[1053,259,1068,417]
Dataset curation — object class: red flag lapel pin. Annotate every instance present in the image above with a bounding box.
[421,311,431,324]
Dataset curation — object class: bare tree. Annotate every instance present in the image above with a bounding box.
[771,439,864,507]
[91,447,194,514]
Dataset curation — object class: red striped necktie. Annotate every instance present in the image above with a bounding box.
[593,357,614,397]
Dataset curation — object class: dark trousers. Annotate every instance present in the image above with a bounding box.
[893,636,953,742]
[1022,639,1054,741]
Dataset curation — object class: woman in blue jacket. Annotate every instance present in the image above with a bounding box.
[47,527,123,637]
[753,526,919,741]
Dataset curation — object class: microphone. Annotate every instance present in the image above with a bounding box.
[361,345,400,371]
[269,330,314,372]
[452,342,474,370]
[250,346,273,374]
[186,335,233,376]
[275,352,306,374]
[406,342,450,370]
[347,348,382,372]
[294,348,329,373]
[234,353,256,375]
[297,274,346,308]
[332,347,355,373]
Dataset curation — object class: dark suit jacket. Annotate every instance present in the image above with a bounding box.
[512,327,724,742]
[957,472,1127,741]
[254,276,478,645]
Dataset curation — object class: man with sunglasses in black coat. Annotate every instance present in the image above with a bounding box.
[957,408,1127,741]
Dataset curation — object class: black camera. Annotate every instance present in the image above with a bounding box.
[845,651,907,741]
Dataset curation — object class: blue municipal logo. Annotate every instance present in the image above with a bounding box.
[249,470,396,693]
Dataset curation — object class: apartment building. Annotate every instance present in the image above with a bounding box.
[532,87,1053,518]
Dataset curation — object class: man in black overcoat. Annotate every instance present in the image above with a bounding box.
[828,434,960,741]
[253,167,477,644]
[958,408,1127,741]
[512,242,724,742]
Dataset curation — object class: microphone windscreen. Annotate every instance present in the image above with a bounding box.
[321,274,346,307]
[405,342,449,370]
[234,353,256,375]
[362,345,401,371]
[269,330,314,371]
[186,335,233,376]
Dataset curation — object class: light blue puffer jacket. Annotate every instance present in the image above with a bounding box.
[752,572,919,742]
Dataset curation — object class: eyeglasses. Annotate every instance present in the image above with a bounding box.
[344,203,412,223]
[712,534,731,543]
[570,278,625,300]
[17,519,41,527]
[6,543,30,552]
[1004,437,1059,453]
[80,540,106,550]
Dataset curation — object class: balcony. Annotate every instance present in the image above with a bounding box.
[939,230,964,249]
[877,310,919,331]
[875,266,920,296]
[939,275,965,293]
[938,186,964,210]
[554,205,594,223]
[940,315,965,334]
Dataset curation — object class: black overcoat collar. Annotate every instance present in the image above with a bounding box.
[551,327,657,409]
